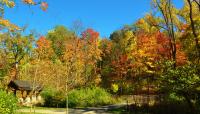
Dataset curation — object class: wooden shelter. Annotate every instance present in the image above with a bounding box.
[8,80,43,106]
[8,80,42,94]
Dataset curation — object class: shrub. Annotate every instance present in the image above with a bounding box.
[41,88,65,108]
[68,87,115,108]
[0,90,18,114]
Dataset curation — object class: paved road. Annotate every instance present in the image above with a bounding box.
[17,104,126,114]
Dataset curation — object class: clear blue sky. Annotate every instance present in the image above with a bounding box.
[4,0,183,37]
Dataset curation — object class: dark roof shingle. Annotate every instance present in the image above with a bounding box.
[8,80,42,91]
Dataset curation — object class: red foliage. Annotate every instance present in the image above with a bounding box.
[111,54,131,76]
[156,32,187,65]
[81,28,99,43]
[155,32,171,60]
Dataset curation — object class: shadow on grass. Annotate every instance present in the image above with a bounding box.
[108,102,199,114]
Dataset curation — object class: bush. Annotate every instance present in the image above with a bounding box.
[0,90,18,114]
[41,88,65,108]
[68,87,115,108]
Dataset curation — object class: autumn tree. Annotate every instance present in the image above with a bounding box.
[81,28,102,86]
[36,36,54,60]
[47,26,75,62]
[151,0,183,67]
[179,0,200,63]
[21,36,66,92]
[0,32,34,80]
[64,38,85,88]
[0,0,48,84]
[100,29,136,94]
[186,0,200,61]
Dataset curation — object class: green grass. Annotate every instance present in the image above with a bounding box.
[16,112,43,114]
[19,106,66,110]
[17,106,66,114]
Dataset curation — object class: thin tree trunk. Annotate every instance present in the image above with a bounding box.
[168,0,177,68]
[187,0,200,63]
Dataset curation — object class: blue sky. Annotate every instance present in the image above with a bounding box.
[5,0,183,37]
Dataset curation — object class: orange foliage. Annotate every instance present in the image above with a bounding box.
[36,36,51,49]
[133,31,187,67]
[36,36,53,59]
[111,54,131,80]
[23,0,35,4]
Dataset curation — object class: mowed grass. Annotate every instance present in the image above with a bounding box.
[19,106,66,110]
[16,112,43,114]
[17,106,66,114]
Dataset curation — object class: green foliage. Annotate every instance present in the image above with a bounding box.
[160,62,200,94]
[168,92,185,102]
[47,25,75,59]
[68,87,115,107]
[40,88,65,108]
[160,62,200,110]
[0,90,18,114]
[4,33,34,61]
[0,32,34,80]
[0,68,7,80]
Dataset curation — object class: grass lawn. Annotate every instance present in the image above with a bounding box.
[19,106,66,110]
[16,107,65,114]
[16,112,43,114]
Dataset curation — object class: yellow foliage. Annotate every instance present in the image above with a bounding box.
[0,18,20,31]
[138,50,145,55]
[111,83,119,93]
[7,1,15,8]
[0,0,15,8]
[125,31,134,39]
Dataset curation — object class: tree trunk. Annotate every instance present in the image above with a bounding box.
[187,0,200,63]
